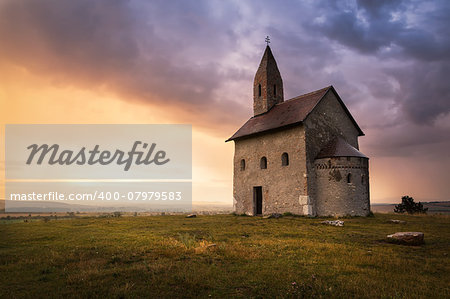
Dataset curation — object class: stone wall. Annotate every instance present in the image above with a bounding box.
[314,157,370,216]
[233,125,310,215]
[303,90,364,215]
[303,90,360,162]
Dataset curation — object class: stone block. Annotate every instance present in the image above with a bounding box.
[387,232,424,245]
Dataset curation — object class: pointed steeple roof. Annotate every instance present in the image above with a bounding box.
[256,46,280,74]
[253,45,284,115]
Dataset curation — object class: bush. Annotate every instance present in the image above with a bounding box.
[394,196,428,214]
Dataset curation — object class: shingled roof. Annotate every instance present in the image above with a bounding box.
[316,136,368,159]
[226,85,364,142]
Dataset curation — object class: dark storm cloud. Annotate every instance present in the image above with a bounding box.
[312,0,450,61]
[388,61,450,123]
[0,0,246,132]
[307,0,450,124]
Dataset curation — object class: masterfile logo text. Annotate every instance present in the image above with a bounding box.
[6,124,191,180]
[5,124,192,213]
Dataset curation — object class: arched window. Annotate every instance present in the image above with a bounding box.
[240,159,245,171]
[260,157,267,169]
[274,84,277,96]
[347,173,352,184]
[258,84,262,97]
[281,152,289,166]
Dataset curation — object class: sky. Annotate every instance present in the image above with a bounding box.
[1,0,449,204]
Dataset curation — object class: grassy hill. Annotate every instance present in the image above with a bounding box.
[0,214,449,298]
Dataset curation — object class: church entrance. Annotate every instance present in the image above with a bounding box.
[253,186,263,215]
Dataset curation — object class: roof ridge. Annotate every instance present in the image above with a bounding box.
[279,86,331,105]
[226,84,365,142]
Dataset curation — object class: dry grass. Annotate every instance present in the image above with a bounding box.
[0,213,449,298]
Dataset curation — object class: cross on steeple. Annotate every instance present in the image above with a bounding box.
[265,36,270,46]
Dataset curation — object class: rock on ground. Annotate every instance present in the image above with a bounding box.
[390,219,406,224]
[321,220,344,227]
[186,214,197,218]
[263,213,282,219]
[387,232,424,245]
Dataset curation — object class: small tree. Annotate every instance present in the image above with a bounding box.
[394,196,428,214]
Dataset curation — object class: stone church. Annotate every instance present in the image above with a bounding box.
[226,45,370,217]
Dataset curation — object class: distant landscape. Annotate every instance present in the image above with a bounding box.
[0,200,234,216]
[1,200,450,216]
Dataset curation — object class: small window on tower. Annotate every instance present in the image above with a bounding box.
[347,173,352,184]
[274,84,277,96]
[240,159,245,171]
[260,157,267,169]
[258,84,262,97]
[281,152,289,166]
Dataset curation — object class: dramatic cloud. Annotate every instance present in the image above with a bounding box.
[0,0,248,133]
[308,0,450,124]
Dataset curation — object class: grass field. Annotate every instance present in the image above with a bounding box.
[0,213,449,298]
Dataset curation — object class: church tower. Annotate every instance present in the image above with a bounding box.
[253,45,284,115]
